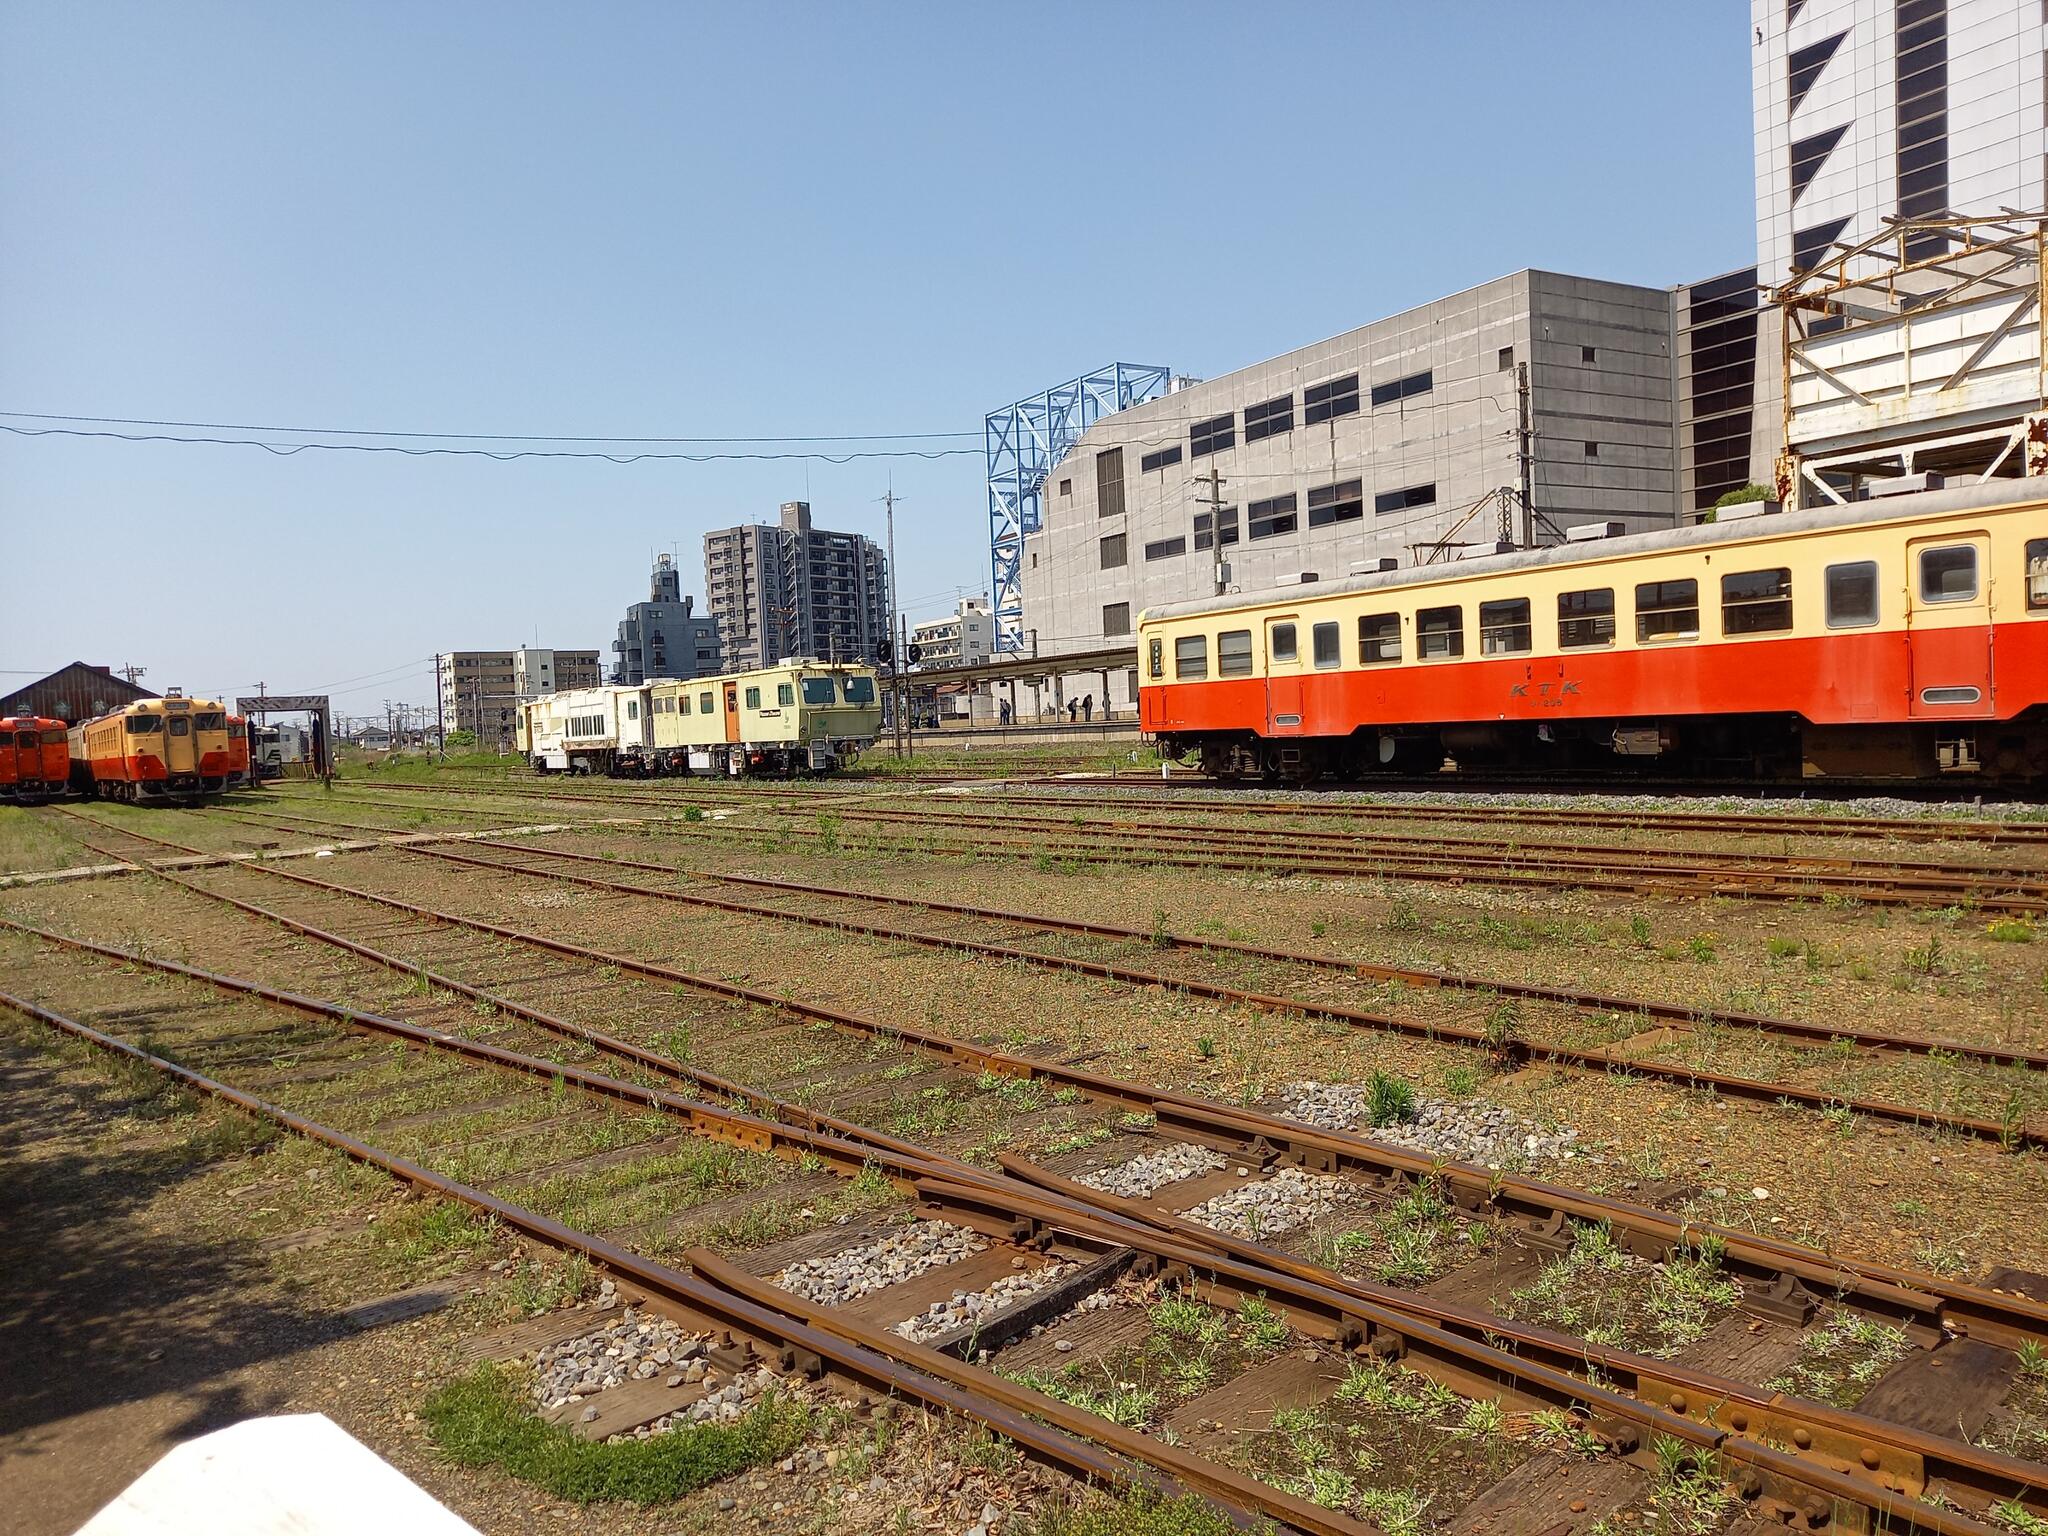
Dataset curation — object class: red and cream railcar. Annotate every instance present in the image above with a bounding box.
[1138,479,2048,784]
[226,715,251,788]
[0,717,70,801]
[68,694,234,802]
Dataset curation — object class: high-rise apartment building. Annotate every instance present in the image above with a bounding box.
[612,553,722,684]
[703,501,890,672]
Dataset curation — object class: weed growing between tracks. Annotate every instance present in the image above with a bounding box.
[421,1363,814,1504]
[1506,1222,1739,1356]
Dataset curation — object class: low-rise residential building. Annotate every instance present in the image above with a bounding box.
[439,646,599,745]
[909,597,994,670]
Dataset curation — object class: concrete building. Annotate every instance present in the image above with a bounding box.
[703,501,890,672]
[612,553,721,685]
[1019,271,1686,711]
[910,597,995,669]
[439,646,599,745]
[1748,0,2048,482]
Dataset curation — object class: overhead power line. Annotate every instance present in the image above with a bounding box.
[0,409,981,443]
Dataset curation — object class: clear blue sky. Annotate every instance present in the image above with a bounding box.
[1,2,1756,718]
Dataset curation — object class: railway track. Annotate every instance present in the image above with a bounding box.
[6,883,2047,1536]
[707,802,2048,915]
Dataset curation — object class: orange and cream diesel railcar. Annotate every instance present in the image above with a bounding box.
[68,693,235,802]
[1137,478,2048,784]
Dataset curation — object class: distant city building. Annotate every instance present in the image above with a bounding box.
[612,553,722,685]
[439,646,599,745]
[703,501,890,672]
[910,596,994,670]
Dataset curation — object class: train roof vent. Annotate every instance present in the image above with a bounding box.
[1294,571,1320,584]
[1713,499,1779,521]
[1456,542,1515,560]
[1861,472,1945,500]
[1350,557,1400,574]
[1565,520,1626,543]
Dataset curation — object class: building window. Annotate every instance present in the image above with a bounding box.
[1244,394,1294,443]
[1303,373,1359,425]
[1580,345,1597,364]
[1140,444,1183,473]
[1722,568,1793,634]
[1059,478,1071,496]
[2027,539,2048,610]
[1919,544,1977,603]
[1558,588,1616,648]
[1417,606,1463,659]
[1789,123,1848,204]
[1497,346,1513,371]
[1174,635,1207,680]
[1196,507,1241,550]
[1374,483,1436,515]
[1788,30,1844,112]
[1370,369,1432,408]
[1145,536,1187,561]
[1306,480,1364,527]
[1095,447,1126,519]
[1217,629,1253,677]
[1359,613,1400,663]
[1102,602,1131,636]
[1584,441,1599,458]
[1100,533,1127,569]
[1190,412,1235,458]
[1312,621,1340,669]
[1248,494,1298,540]
[1479,598,1532,655]
[1635,578,1700,642]
[1269,623,1297,663]
[1792,216,1849,274]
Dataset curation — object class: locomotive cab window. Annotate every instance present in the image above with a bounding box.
[194,711,226,729]
[799,679,832,705]
[744,687,761,709]
[1269,623,1297,663]
[167,718,190,736]
[1722,568,1793,635]
[1825,562,1879,628]
[126,715,161,734]
[778,682,795,707]
[1358,613,1401,664]
[1478,598,1531,655]
[1147,638,1163,679]
[843,677,876,704]
[1312,621,1340,668]
[1175,635,1208,680]
[1635,579,1699,642]
[1919,545,1977,603]
[1417,606,1463,660]
[1558,588,1615,648]
[1218,630,1254,677]
[2027,538,2048,611]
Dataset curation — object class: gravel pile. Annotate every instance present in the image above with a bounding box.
[892,1260,1077,1343]
[1181,1167,1353,1237]
[775,1221,985,1306]
[1078,1142,1225,1198]
[1281,1082,1579,1168]
[531,1305,716,1411]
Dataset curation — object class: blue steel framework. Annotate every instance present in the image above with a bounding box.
[985,363,1171,654]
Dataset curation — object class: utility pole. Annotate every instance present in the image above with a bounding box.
[117,663,148,686]
[1198,466,1228,595]
[434,654,445,758]
[1515,361,1535,548]
[882,484,908,761]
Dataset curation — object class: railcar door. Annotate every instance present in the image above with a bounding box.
[1263,616,1304,736]
[1905,535,1994,719]
[723,685,740,744]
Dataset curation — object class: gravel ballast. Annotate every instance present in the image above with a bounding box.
[775,1221,986,1306]
[1179,1166,1354,1237]
[1281,1081,1580,1168]
[1077,1142,1225,1197]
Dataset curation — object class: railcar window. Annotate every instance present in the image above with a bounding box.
[1635,579,1699,642]
[1269,623,1297,663]
[1358,613,1401,663]
[167,718,191,737]
[744,687,762,709]
[1418,606,1464,659]
[1558,588,1615,647]
[843,677,875,705]
[1919,545,1977,603]
[1175,635,1208,680]
[778,683,795,707]
[1312,622,1340,668]
[626,699,639,719]
[16,732,35,748]
[680,694,692,715]
[193,711,226,729]
[700,692,714,712]
[1478,598,1532,655]
[803,678,835,704]
[1722,568,1793,634]
[1825,562,1879,627]
[125,716,161,735]
[1218,630,1254,677]
[2027,539,2048,611]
